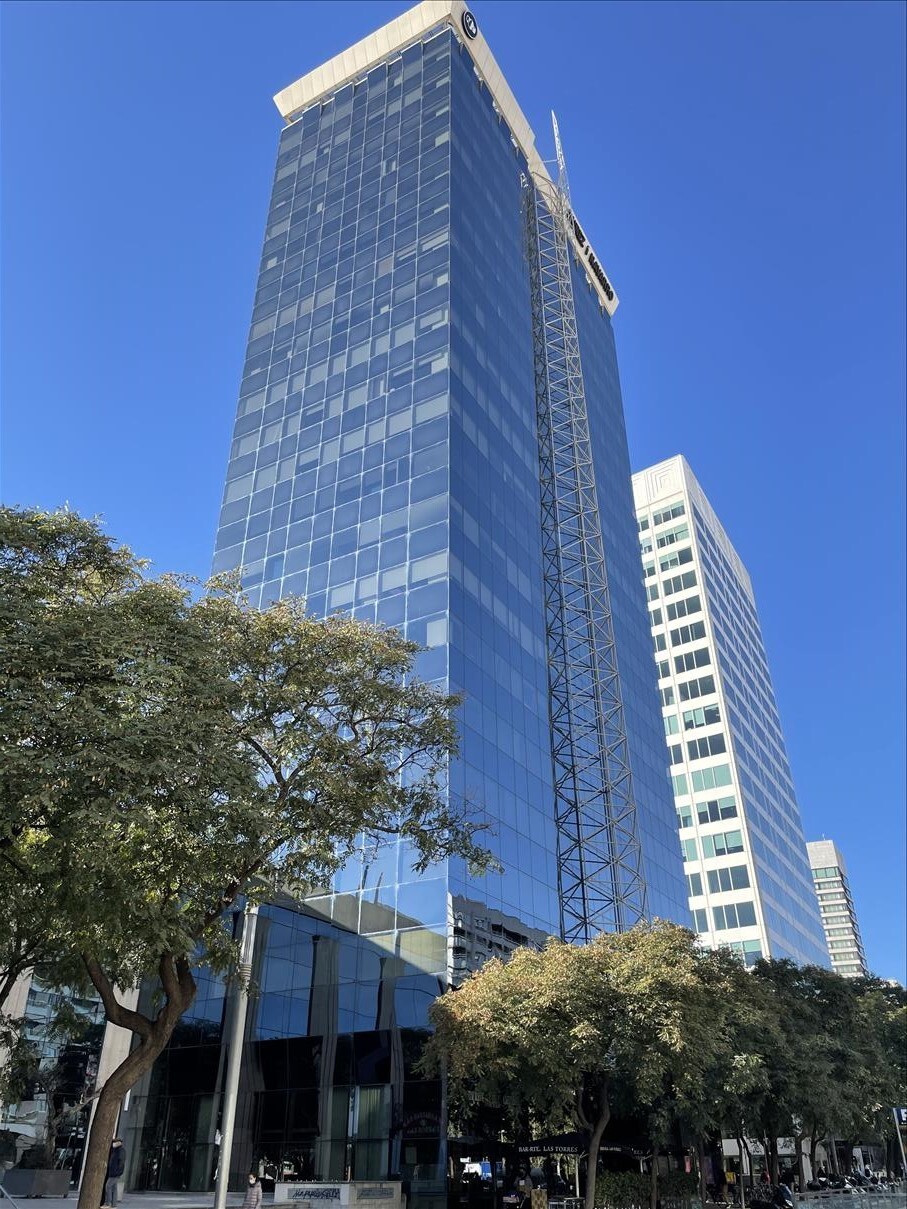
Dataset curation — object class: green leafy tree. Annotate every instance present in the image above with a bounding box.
[0,999,102,1167]
[424,921,734,1209]
[10,1015,102,1165]
[729,961,815,1183]
[695,965,771,1193]
[833,977,907,1161]
[643,945,765,1206]
[0,508,489,1209]
[778,964,871,1185]
[732,962,907,1185]
[1,511,141,1013]
[715,960,865,1184]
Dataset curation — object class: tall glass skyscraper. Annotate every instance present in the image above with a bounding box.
[122,3,687,1198]
[633,455,829,968]
[212,0,687,938]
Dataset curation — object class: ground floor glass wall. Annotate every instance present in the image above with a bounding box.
[122,897,447,1207]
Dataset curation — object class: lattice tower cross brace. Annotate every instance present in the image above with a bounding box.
[524,113,649,941]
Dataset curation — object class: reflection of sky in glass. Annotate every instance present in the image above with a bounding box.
[573,267,691,926]
[215,31,459,979]
[129,18,695,1195]
[212,25,688,959]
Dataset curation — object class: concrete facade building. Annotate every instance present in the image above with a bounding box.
[807,838,869,977]
[633,456,829,967]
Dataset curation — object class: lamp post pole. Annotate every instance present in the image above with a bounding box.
[893,1109,907,1179]
[213,904,259,1209]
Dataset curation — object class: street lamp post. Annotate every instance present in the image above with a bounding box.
[213,904,259,1209]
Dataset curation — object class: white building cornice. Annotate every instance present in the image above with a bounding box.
[272,1,619,315]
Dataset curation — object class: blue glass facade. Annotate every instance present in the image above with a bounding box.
[124,899,450,1193]
[445,33,561,937]
[572,270,691,922]
[125,13,687,1199]
[211,24,687,940]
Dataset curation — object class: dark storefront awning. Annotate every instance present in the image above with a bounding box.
[517,1134,646,1160]
[518,1134,585,1157]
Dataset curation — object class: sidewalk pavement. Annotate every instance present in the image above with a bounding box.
[117,1197,250,1209]
[2,1195,252,1209]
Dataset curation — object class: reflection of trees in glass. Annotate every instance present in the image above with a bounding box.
[4,991,104,1171]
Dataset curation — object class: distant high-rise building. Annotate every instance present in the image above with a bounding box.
[807,838,869,977]
[632,456,829,967]
[122,2,689,1196]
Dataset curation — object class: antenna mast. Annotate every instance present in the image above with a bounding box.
[551,110,569,200]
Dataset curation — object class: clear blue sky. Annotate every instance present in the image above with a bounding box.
[2,1,904,980]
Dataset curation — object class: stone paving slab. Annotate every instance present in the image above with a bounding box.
[0,1194,252,1209]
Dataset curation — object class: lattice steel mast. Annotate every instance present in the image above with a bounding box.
[525,114,648,942]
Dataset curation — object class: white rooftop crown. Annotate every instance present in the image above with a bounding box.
[272,0,619,314]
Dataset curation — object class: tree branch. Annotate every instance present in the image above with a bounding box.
[175,955,195,1002]
[0,847,30,877]
[575,1084,592,1132]
[155,953,196,1034]
[81,954,153,1039]
[158,953,180,1004]
[243,735,285,785]
[199,861,266,929]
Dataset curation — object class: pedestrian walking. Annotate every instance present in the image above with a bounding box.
[101,1138,126,1208]
[243,1172,263,1209]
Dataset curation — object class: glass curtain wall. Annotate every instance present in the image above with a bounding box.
[125,18,688,1202]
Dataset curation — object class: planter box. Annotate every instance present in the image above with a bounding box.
[274,1182,402,1209]
[1,1168,73,1197]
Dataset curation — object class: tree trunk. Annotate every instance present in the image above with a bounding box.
[761,1139,776,1186]
[696,1139,707,1208]
[584,1102,610,1209]
[827,1138,838,1176]
[809,1131,818,1181]
[77,953,196,1209]
[42,1087,67,1169]
[77,1031,183,1209]
[795,1133,806,1196]
[79,1074,124,1209]
[650,1144,659,1209]
[41,1094,57,1167]
[840,1140,854,1179]
[769,1140,779,1186]
[737,1139,747,1209]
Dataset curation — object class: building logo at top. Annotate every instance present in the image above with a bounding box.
[461,10,478,39]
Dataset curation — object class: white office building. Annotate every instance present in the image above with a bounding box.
[807,838,869,977]
[633,456,829,966]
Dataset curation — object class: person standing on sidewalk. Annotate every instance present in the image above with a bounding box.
[242,1172,263,1209]
[101,1139,126,1208]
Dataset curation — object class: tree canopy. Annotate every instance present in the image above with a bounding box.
[425,927,907,1207]
[737,961,907,1182]
[3,507,904,1207]
[0,506,488,1209]
[424,921,745,1209]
